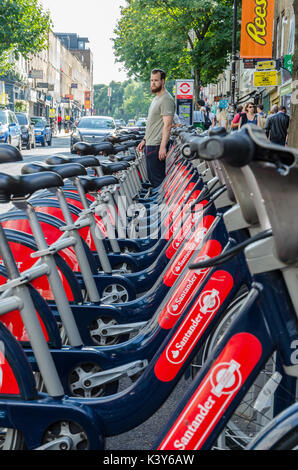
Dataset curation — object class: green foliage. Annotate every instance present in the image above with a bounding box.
[93,79,153,121]
[15,100,28,112]
[113,0,235,92]
[0,0,52,73]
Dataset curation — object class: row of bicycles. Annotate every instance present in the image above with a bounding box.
[0,121,296,450]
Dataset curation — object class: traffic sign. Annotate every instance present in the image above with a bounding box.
[254,70,281,87]
[256,60,275,71]
[284,55,293,75]
[176,80,194,99]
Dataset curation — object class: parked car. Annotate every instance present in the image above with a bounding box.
[15,112,36,150]
[134,118,147,128]
[0,109,22,149]
[115,119,126,128]
[31,116,52,147]
[70,116,116,153]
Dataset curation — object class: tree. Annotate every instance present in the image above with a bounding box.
[0,0,51,73]
[288,0,298,148]
[123,81,152,119]
[93,79,152,121]
[113,0,235,99]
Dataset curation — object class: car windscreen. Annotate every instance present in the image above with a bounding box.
[16,114,28,125]
[32,119,44,128]
[77,118,115,130]
[0,111,7,125]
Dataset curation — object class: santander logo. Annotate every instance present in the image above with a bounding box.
[158,333,263,450]
[155,270,234,382]
[168,288,221,363]
[159,240,223,330]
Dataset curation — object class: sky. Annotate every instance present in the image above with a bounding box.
[39,0,129,85]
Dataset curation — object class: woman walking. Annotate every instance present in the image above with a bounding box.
[239,102,258,128]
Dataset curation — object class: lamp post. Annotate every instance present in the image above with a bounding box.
[231,0,238,114]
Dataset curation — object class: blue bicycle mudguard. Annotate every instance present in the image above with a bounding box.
[246,402,298,450]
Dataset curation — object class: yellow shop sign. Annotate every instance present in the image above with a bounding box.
[254,70,281,87]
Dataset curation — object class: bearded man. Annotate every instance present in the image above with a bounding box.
[137,69,175,188]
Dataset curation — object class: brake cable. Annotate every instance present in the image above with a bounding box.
[189,229,273,269]
[191,185,227,213]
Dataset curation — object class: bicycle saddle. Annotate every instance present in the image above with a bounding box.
[46,155,99,169]
[0,143,23,163]
[113,144,129,154]
[91,142,115,156]
[116,155,135,162]
[100,162,129,175]
[79,175,118,193]
[72,142,93,155]
[22,162,87,179]
[0,172,63,202]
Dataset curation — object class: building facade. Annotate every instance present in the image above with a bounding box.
[1,31,93,122]
[200,0,295,115]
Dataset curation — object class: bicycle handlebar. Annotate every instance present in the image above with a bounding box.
[180,125,298,170]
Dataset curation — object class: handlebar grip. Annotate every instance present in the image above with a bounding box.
[198,131,255,167]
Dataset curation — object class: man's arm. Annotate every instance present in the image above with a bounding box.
[159,115,174,160]
[137,138,146,152]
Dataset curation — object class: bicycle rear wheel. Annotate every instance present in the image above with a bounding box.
[193,289,297,450]
[0,428,25,450]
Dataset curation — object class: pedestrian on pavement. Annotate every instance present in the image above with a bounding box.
[217,106,228,129]
[265,105,290,146]
[137,68,175,188]
[230,105,243,131]
[205,105,216,129]
[239,102,258,128]
[193,99,206,128]
[57,115,62,133]
[256,104,267,130]
[264,105,279,136]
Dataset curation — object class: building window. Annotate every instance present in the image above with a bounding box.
[280,15,286,58]
[288,16,295,54]
[275,18,280,58]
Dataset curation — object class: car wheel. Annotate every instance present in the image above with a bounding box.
[47,138,52,146]
[41,138,46,147]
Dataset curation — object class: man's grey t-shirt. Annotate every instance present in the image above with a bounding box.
[145,90,175,146]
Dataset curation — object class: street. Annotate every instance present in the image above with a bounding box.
[0,133,71,214]
[1,133,71,176]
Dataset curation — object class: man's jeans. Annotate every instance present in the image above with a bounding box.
[145,145,166,188]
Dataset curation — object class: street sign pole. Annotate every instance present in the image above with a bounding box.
[231,0,238,114]
[175,80,194,126]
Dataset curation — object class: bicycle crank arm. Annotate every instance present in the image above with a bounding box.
[98,321,147,337]
[74,360,149,391]
[34,436,73,451]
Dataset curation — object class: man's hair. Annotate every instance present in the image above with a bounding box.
[197,99,205,107]
[279,106,287,112]
[271,104,279,113]
[257,104,264,110]
[236,105,243,113]
[151,68,166,80]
